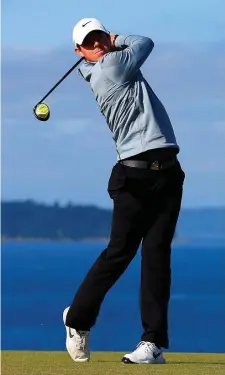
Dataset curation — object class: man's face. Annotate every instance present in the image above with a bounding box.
[75,30,111,62]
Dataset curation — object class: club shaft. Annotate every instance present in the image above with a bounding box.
[36,57,84,106]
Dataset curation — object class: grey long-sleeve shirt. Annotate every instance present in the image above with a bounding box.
[79,35,179,160]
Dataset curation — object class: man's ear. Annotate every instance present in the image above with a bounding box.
[75,47,84,57]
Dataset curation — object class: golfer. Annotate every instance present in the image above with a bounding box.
[63,18,185,365]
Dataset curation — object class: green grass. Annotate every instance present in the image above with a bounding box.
[2,351,225,375]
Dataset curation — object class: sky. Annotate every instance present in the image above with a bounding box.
[2,0,225,208]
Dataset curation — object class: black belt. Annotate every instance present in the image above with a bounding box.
[120,157,178,170]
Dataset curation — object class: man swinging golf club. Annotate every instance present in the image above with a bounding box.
[63,17,185,365]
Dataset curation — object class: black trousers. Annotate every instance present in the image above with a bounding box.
[66,152,185,349]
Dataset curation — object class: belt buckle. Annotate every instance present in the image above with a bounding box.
[151,160,161,170]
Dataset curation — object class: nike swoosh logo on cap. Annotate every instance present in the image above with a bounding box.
[82,21,92,27]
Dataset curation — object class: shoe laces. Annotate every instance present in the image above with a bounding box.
[76,331,89,350]
[136,341,156,354]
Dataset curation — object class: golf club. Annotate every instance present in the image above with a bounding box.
[33,57,84,121]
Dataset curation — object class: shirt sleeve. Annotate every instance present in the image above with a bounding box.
[100,35,154,84]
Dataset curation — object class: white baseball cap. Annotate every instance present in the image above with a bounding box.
[72,18,109,46]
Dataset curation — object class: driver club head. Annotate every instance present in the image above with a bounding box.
[33,103,50,121]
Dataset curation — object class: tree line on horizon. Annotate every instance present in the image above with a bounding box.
[1,200,113,240]
[3,200,222,242]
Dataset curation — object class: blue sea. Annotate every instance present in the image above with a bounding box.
[2,240,225,353]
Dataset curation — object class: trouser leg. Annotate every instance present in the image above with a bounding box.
[66,166,144,330]
[140,165,184,348]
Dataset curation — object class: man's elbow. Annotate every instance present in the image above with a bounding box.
[146,38,154,52]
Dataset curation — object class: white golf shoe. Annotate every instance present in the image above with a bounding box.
[63,307,90,362]
[122,341,166,364]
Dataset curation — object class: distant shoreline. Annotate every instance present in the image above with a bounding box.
[1,236,189,244]
[2,201,224,245]
[1,237,110,243]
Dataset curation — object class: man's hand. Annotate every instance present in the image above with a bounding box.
[109,33,118,50]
